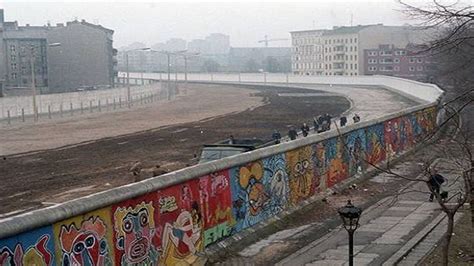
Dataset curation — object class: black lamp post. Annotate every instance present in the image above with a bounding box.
[338,200,362,266]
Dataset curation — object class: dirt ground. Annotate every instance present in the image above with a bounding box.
[0,84,350,216]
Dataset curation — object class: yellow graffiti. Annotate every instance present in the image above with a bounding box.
[286,147,314,205]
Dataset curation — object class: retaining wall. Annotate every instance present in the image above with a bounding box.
[0,79,160,119]
[0,76,442,266]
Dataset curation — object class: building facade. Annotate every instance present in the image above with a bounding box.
[0,9,117,94]
[363,44,435,81]
[290,24,433,76]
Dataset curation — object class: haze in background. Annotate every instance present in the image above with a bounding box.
[0,1,410,47]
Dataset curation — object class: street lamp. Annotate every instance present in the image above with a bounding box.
[125,47,150,108]
[338,200,362,266]
[31,42,61,121]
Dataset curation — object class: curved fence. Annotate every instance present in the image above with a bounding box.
[0,76,442,266]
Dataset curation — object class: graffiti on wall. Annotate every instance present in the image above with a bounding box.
[0,105,441,266]
[345,129,367,177]
[312,141,327,191]
[155,182,205,265]
[365,124,386,166]
[326,137,349,188]
[286,147,315,205]
[199,170,233,247]
[54,208,115,266]
[0,227,54,266]
[230,155,289,233]
[113,198,159,265]
[384,118,401,157]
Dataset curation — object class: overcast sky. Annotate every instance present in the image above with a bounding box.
[1,0,419,48]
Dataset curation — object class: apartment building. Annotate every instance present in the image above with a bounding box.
[291,24,433,76]
[0,9,117,94]
[364,44,435,81]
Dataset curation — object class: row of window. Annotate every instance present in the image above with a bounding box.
[294,63,358,70]
[368,58,425,64]
[368,66,425,71]
[324,38,357,45]
[297,71,359,76]
[325,46,358,53]
[368,50,408,56]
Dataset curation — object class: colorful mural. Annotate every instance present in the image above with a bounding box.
[112,196,159,265]
[53,208,115,266]
[230,155,289,233]
[199,171,233,247]
[312,141,327,191]
[384,118,402,157]
[365,124,386,166]
[345,129,367,177]
[326,137,349,188]
[0,227,54,266]
[286,147,315,205]
[0,105,441,266]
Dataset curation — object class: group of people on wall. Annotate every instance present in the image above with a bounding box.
[272,113,361,143]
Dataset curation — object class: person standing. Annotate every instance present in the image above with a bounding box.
[340,116,347,127]
[428,169,446,202]
[288,127,298,140]
[272,130,282,144]
[325,113,332,130]
[353,113,361,123]
[301,123,310,137]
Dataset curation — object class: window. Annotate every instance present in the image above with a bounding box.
[409,66,415,71]
[409,58,416,63]
[354,63,357,69]
[394,58,400,63]
[417,66,423,71]
[11,63,17,70]
[10,55,16,62]
[369,66,377,71]
[11,73,17,79]
[10,45,16,52]
[417,58,423,63]
[368,51,377,56]
[369,59,377,64]
[394,66,400,71]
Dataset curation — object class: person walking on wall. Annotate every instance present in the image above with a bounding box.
[301,123,310,137]
[272,130,282,144]
[353,113,361,123]
[325,113,332,130]
[340,116,347,127]
[288,126,298,140]
[428,169,446,202]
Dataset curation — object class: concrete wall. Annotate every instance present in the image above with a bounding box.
[0,80,160,119]
[0,76,442,265]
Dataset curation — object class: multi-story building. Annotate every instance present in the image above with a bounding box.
[205,33,230,55]
[290,24,433,76]
[364,44,435,81]
[47,20,116,91]
[290,29,325,75]
[0,9,117,93]
[1,23,49,89]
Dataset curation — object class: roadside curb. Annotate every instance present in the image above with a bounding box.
[383,212,446,266]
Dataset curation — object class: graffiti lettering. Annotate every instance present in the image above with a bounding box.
[203,222,231,247]
[158,196,178,213]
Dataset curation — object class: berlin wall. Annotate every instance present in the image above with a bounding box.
[0,75,443,265]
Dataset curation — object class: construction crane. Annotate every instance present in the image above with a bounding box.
[258,35,289,47]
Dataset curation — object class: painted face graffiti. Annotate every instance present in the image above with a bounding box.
[239,162,269,216]
[114,202,158,265]
[286,147,315,204]
[59,217,110,266]
[0,235,53,266]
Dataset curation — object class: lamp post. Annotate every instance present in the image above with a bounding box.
[338,200,362,266]
[125,47,149,108]
[31,42,61,121]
